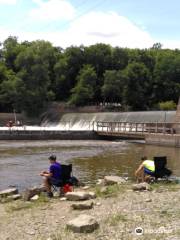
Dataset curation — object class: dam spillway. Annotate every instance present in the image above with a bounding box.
[41,111,176,130]
[0,111,179,147]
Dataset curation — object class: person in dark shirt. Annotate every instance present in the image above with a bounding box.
[40,154,62,197]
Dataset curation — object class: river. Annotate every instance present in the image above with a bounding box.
[0,140,179,191]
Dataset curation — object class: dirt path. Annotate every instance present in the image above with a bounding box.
[0,183,180,240]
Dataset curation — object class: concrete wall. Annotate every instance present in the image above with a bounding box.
[0,130,100,140]
[145,134,180,147]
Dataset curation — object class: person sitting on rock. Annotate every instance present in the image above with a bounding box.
[40,154,62,198]
[135,156,155,183]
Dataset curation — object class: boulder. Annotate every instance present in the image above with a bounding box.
[22,185,45,201]
[132,182,151,191]
[82,186,90,190]
[100,186,108,194]
[30,195,39,201]
[71,201,94,210]
[7,194,21,201]
[96,179,105,186]
[65,191,96,201]
[104,176,126,185]
[87,192,96,199]
[67,214,99,233]
[60,197,67,201]
[0,188,18,198]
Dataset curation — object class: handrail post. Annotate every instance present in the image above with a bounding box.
[155,122,158,133]
[163,122,166,134]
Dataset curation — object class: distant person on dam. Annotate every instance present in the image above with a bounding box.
[135,156,155,183]
[40,154,62,198]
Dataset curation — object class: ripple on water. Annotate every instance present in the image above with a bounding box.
[0,140,179,190]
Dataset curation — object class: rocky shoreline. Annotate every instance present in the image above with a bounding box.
[0,176,180,240]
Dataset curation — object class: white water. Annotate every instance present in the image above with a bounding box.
[0,111,176,131]
[41,111,176,131]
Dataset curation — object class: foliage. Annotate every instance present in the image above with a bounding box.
[123,62,152,110]
[54,46,85,101]
[0,36,180,116]
[69,64,97,106]
[102,70,127,103]
[158,101,177,110]
[14,40,56,116]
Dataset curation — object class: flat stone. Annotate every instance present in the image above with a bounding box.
[22,185,44,201]
[96,179,105,186]
[88,192,96,199]
[7,194,21,201]
[71,201,94,210]
[31,195,39,201]
[95,202,101,206]
[0,188,18,197]
[60,197,67,201]
[67,214,99,233]
[100,186,108,193]
[82,186,90,190]
[132,182,151,191]
[104,176,126,185]
[25,229,36,235]
[65,191,96,201]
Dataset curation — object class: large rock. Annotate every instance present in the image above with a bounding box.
[71,201,94,210]
[87,192,96,199]
[65,191,96,201]
[22,185,45,201]
[7,194,21,201]
[30,195,39,201]
[67,214,99,233]
[104,176,126,185]
[132,182,151,191]
[96,179,105,186]
[0,188,18,198]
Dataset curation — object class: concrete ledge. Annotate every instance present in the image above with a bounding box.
[145,133,180,147]
[0,130,100,140]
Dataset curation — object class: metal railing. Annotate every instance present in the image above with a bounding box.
[0,121,179,134]
[96,121,180,135]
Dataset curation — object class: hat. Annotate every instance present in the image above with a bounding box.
[48,154,56,161]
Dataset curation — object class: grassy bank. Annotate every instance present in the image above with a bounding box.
[0,182,180,240]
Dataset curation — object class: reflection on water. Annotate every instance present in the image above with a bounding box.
[0,140,179,191]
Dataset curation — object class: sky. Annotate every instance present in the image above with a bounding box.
[0,0,180,49]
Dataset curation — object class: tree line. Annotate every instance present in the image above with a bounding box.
[0,36,179,116]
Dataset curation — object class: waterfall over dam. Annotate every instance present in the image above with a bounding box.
[41,111,176,131]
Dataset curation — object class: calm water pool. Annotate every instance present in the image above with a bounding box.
[0,140,179,190]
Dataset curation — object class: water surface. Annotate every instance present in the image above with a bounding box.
[0,140,179,191]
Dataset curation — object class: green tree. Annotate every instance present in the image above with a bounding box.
[153,50,180,104]
[111,47,129,70]
[69,65,97,106]
[158,101,177,110]
[84,43,112,103]
[123,62,151,110]
[54,46,85,100]
[151,42,162,49]
[2,36,26,72]
[102,70,127,103]
[15,40,56,116]
[0,62,18,112]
